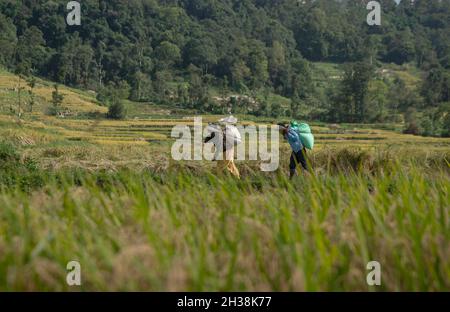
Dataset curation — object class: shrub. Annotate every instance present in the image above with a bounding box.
[107,99,126,120]
[442,113,450,137]
[0,141,20,164]
[0,141,44,191]
[403,120,420,135]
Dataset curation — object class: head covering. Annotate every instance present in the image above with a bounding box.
[290,120,299,129]
[219,115,238,125]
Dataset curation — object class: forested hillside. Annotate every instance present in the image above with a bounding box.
[0,0,449,135]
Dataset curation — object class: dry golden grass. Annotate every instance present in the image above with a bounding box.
[1,110,448,173]
[0,71,106,114]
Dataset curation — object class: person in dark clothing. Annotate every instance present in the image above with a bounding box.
[279,122,309,178]
[289,147,308,174]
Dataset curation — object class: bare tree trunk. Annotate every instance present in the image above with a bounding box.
[17,76,22,119]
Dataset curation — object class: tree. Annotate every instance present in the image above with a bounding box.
[442,109,450,137]
[155,41,181,69]
[97,81,130,104]
[97,83,127,120]
[270,102,283,118]
[367,79,389,122]
[154,71,171,103]
[421,67,450,106]
[107,98,126,120]
[248,41,269,88]
[0,13,17,67]
[334,62,374,122]
[50,84,64,116]
[420,115,436,137]
[290,94,303,119]
[176,83,189,107]
[220,76,229,99]
[268,41,286,85]
[230,61,251,91]
[353,63,375,122]
[15,74,25,119]
[51,34,94,86]
[130,71,153,102]
[403,107,420,135]
[294,7,329,61]
[187,68,208,109]
[381,29,416,65]
[27,77,37,112]
[15,26,47,75]
[183,38,218,74]
[289,57,314,98]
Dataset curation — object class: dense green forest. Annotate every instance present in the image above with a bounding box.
[0,0,449,136]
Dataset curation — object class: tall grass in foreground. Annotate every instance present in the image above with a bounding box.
[0,159,448,291]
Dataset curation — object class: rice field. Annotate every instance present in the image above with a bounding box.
[0,70,449,291]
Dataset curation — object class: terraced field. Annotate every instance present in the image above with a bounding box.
[1,69,449,292]
[0,70,106,115]
[0,112,448,175]
[3,112,449,147]
[3,66,448,157]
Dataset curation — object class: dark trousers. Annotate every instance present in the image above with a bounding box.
[290,148,308,172]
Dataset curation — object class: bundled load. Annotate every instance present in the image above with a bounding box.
[205,115,242,152]
[290,121,314,150]
[218,115,242,148]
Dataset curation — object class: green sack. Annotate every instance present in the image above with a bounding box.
[299,133,314,150]
[294,123,314,150]
[297,123,311,133]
